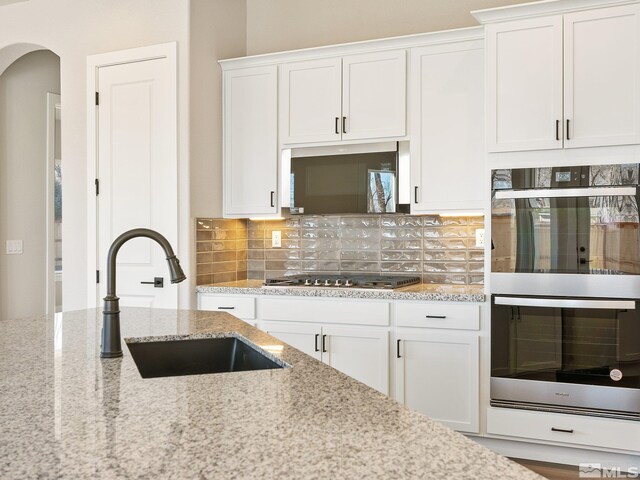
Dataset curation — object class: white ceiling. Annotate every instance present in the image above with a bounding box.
[0,0,28,5]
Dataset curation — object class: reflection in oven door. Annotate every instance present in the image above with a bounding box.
[491,296,640,420]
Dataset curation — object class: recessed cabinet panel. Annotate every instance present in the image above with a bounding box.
[564,4,640,148]
[410,41,484,212]
[342,50,407,140]
[487,17,563,152]
[322,326,389,394]
[223,66,278,216]
[395,330,479,433]
[262,321,322,360]
[279,58,342,144]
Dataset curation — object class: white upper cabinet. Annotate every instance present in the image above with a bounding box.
[223,65,279,217]
[410,39,485,213]
[342,50,407,141]
[564,4,640,148]
[279,58,342,144]
[487,16,563,152]
[279,50,406,145]
[486,3,640,152]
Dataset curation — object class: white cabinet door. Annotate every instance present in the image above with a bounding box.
[321,325,389,395]
[487,16,563,152]
[262,321,321,360]
[395,330,479,433]
[564,4,640,148]
[279,58,342,144]
[342,50,406,141]
[223,65,278,217]
[410,41,484,213]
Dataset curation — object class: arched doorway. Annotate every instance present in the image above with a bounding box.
[0,45,61,318]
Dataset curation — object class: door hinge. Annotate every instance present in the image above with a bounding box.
[96,270,100,284]
[95,178,99,196]
[95,91,99,106]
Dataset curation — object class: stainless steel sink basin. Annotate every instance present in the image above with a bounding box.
[125,335,286,378]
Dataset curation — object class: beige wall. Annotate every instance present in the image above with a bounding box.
[0,50,60,319]
[246,0,527,55]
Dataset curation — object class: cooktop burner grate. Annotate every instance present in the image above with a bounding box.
[263,274,421,289]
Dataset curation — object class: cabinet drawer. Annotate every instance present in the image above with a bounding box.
[260,297,390,326]
[487,407,640,452]
[394,302,479,330]
[198,295,256,319]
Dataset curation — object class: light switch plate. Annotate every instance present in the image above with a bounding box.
[6,239,23,255]
[271,230,282,248]
[475,229,485,248]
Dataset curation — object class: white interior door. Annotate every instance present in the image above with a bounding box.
[97,57,177,308]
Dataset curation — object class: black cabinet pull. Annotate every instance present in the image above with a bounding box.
[270,191,275,208]
[396,339,402,358]
[217,306,235,310]
[414,186,419,204]
[322,334,327,353]
[140,277,164,288]
[426,315,446,319]
[342,116,347,134]
[314,334,320,352]
[335,117,340,134]
[566,119,570,140]
[555,120,560,141]
[551,427,574,434]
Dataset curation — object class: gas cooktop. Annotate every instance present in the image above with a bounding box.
[263,274,421,290]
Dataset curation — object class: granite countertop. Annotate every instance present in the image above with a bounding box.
[0,308,539,479]
[196,280,485,302]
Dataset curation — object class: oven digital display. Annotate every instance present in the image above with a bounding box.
[555,171,572,182]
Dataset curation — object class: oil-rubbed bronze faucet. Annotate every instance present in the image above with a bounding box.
[101,228,186,358]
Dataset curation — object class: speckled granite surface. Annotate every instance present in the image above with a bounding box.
[196,280,486,302]
[0,308,539,479]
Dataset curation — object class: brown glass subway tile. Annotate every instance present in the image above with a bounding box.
[198,263,214,275]
[302,260,340,271]
[248,270,265,280]
[213,261,237,273]
[213,272,237,284]
[340,261,380,272]
[197,252,214,264]
[340,250,380,261]
[248,239,265,249]
[301,250,340,260]
[340,228,379,239]
[236,250,248,260]
[265,260,301,271]
[236,259,247,271]
[381,251,421,261]
[212,251,235,262]
[196,274,213,285]
[381,261,421,272]
[381,228,422,239]
[248,259,266,271]
[248,249,265,259]
[212,229,237,240]
[236,239,249,250]
[196,242,213,252]
[197,230,213,241]
[339,216,380,228]
[237,270,248,281]
[197,219,212,230]
[248,229,265,239]
[381,215,423,227]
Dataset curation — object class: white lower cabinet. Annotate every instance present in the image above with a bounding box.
[395,329,480,433]
[263,321,389,394]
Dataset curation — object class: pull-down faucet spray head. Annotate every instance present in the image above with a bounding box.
[101,228,186,358]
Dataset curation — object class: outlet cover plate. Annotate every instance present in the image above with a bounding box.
[6,239,23,255]
[475,229,485,248]
[271,230,282,248]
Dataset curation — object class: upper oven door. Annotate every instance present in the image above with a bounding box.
[492,166,640,275]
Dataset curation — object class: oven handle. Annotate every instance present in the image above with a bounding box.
[494,296,636,310]
[494,186,636,200]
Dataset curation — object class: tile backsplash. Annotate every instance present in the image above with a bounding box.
[196,215,484,286]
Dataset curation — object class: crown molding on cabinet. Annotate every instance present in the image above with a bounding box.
[218,26,483,70]
[472,0,640,24]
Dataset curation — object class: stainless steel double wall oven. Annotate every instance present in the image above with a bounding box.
[490,164,640,420]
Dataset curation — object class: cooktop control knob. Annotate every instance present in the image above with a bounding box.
[335,279,342,286]
[324,279,332,286]
[344,279,353,287]
[314,279,323,286]
[304,279,312,286]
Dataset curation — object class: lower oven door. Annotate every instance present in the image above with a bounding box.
[491,295,640,419]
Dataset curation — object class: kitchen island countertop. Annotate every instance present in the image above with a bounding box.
[196,280,485,302]
[0,307,539,479]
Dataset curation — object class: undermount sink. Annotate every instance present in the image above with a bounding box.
[125,335,287,378]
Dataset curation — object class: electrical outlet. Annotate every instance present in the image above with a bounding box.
[271,230,282,248]
[6,240,23,255]
[475,229,485,248]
